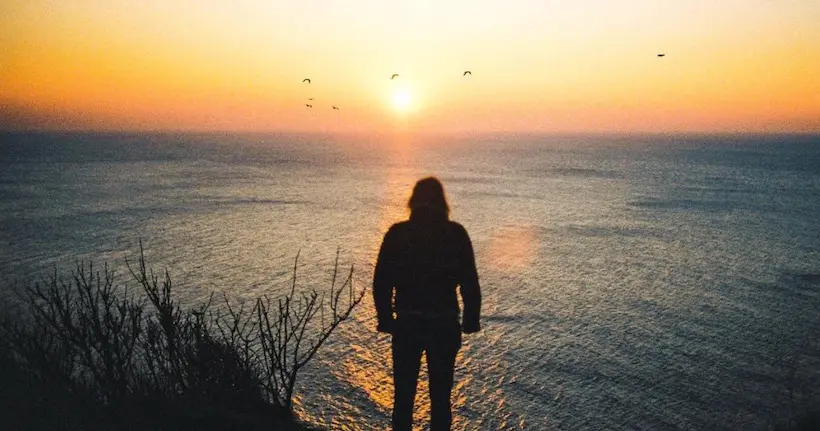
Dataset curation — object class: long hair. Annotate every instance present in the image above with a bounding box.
[408,177,450,217]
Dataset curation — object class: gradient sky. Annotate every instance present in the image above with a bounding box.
[1,0,818,133]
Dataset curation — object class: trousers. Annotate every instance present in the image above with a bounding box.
[391,317,462,431]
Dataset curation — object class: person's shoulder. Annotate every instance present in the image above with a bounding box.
[386,220,411,235]
[391,220,411,230]
[447,220,470,237]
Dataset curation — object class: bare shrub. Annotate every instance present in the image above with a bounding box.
[0,242,364,429]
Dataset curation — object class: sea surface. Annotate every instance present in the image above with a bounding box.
[1,132,819,430]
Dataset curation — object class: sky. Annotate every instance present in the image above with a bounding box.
[1,0,818,133]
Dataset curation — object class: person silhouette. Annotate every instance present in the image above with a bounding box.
[373,177,482,431]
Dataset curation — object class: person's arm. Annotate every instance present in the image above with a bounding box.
[373,227,397,333]
[457,225,482,334]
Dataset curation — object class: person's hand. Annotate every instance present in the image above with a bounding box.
[377,319,395,334]
[462,322,480,334]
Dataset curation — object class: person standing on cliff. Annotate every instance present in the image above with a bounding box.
[373,177,482,431]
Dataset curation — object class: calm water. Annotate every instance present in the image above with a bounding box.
[1,132,819,430]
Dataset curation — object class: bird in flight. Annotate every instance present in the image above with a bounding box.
[308,98,314,100]
[332,105,339,110]
[302,78,311,83]
[305,104,313,108]
[391,74,399,79]
[463,71,471,76]
[657,54,665,57]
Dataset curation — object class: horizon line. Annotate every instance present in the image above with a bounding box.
[2,129,819,137]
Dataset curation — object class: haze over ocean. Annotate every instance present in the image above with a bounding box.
[1,132,818,429]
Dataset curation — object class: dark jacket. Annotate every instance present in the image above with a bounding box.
[373,208,482,334]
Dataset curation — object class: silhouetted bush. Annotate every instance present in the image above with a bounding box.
[0,243,363,430]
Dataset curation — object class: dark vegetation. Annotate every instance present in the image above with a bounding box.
[0,244,364,430]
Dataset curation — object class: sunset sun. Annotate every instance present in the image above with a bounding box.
[391,89,412,113]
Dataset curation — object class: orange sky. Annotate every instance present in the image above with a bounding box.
[1,0,818,133]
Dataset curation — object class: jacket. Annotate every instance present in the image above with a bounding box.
[373,208,482,333]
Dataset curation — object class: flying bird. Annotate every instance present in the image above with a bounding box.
[305,104,312,108]
[308,98,314,100]
[657,54,665,57]
[332,106,339,110]
[391,74,399,79]
[463,70,471,76]
[302,78,311,83]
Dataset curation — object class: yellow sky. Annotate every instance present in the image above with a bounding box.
[1,0,818,133]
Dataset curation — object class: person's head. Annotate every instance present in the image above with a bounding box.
[408,177,450,217]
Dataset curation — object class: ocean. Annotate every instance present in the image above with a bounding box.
[1,132,819,430]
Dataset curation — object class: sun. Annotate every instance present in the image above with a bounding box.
[391,89,412,112]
